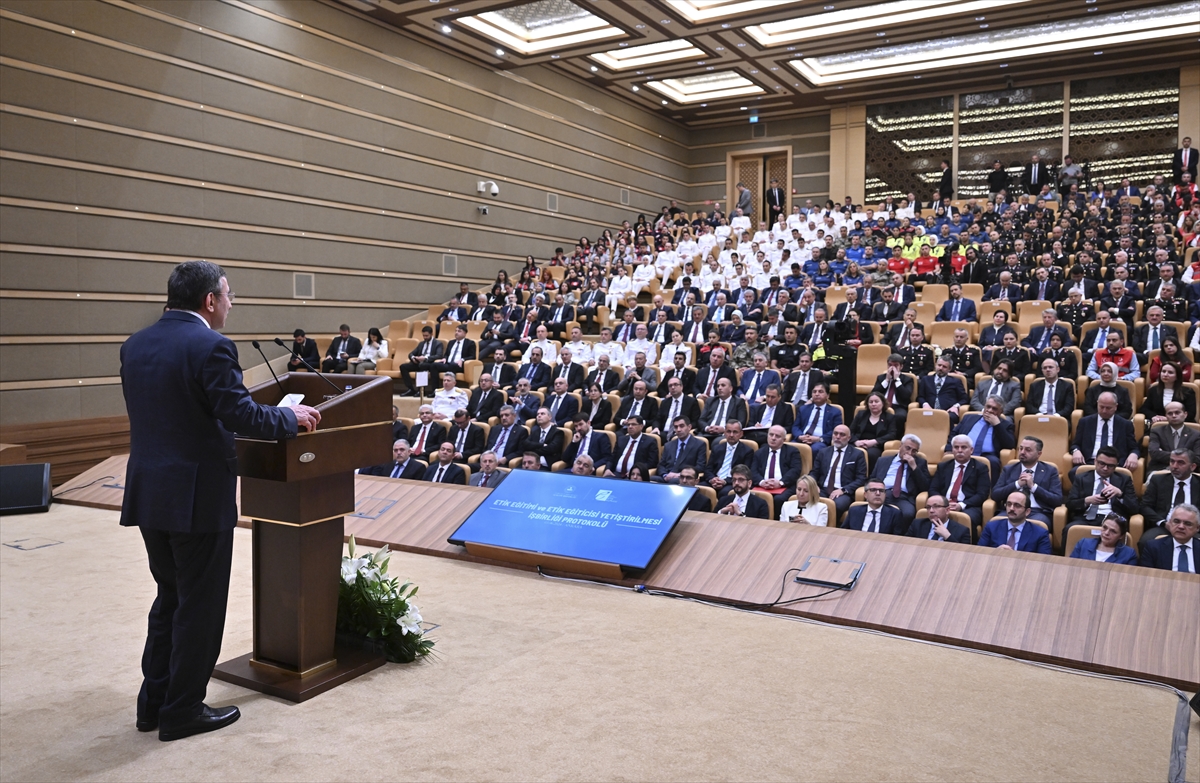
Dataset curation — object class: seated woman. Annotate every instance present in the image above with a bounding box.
[779,475,829,526]
[1033,332,1078,379]
[1141,361,1197,423]
[839,261,864,289]
[849,392,897,469]
[1147,336,1193,383]
[1067,513,1138,564]
[698,329,724,363]
[630,257,657,296]
[720,312,747,344]
[1083,361,1134,419]
[811,259,835,289]
[349,327,389,375]
[978,309,1017,368]
[581,383,612,428]
[660,330,693,367]
[605,266,632,311]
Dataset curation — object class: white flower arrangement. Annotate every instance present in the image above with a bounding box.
[337,536,434,663]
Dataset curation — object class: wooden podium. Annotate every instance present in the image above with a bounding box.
[212,372,393,702]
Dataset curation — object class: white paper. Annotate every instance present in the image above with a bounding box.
[277,393,305,408]
[415,371,429,388]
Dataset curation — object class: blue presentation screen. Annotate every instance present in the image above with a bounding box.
[448,470,695,570]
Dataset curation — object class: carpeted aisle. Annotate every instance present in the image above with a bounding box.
[1,504,1196,783]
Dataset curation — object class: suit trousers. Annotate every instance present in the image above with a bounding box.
[321,357,348,374]
[138,527,235,726]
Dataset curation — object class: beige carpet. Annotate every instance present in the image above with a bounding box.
[1,504,1196,783]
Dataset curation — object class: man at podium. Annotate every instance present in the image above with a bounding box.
[120,261,321,741]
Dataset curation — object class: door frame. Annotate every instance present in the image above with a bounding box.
[726,145,794,224]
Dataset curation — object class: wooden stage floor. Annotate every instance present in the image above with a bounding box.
[56,455,1200,690]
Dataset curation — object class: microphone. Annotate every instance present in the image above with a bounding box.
[273,338,345,396]
[252,340,287,396]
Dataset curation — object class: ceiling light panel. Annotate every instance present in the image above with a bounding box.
[589,39,706,71]
[663,0,795,23]
[746,0,1030,47]
[644,70,765,104]
[459,0,625,54]
[788,2,1200,85]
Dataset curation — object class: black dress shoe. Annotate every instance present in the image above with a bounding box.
[136,717,158,732]
[158,704,240,742]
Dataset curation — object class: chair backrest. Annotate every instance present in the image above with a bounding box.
[919,283,948,303]
[749,490,774,519]
[388,320,411,340]
[695,485,718,511]
[928,322,965,349]
[855,344,892,391]
[978,300,1012,324]
[1016,300,1051,322]
[819,497,837,526]
[910,301,937,323]
[961,283,984,302]
[905,409,951,455]
[1017,414,1069,458]
[1063,524,1108,557]
[391,338,419,361]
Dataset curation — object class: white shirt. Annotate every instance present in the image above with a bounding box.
[1092,416,1115,457]
[565,341,592,364]
[431,387,469,418]
[660,343,692,367]
[522,339,558,365]
[592,341,625,367]
[357,339,389,363]
[862,505,884,533]
[624,339,657,365]
[1172,540,1195,573]
[780,501,828,526]
[179,309,210,328]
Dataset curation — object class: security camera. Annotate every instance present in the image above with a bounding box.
[478,205,489,216]
[478,180,500,198]
[490,183,500,197]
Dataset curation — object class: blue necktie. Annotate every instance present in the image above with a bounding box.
[952,301,960,321]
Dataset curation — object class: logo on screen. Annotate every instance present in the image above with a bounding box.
[595,490,612,501]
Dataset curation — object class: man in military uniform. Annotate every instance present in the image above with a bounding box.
[942,327,982,386]
[731,325,768,371]
[899,326,935,376]
[1151,282,1189,323]
[1055,287,1092,342]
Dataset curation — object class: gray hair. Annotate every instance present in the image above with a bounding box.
[1168,503,1200,525]
[951,434,973,448]
[985,395,1006,409]
[902,434,922,449]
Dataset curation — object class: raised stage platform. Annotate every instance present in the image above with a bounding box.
[55,455,1200,690]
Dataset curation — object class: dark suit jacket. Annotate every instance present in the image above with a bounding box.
[656,395,702,433]
[486,423,528,461]
[423,461,466,485]
[1069,537,1138,564]
[679,319,715,344]
[612,434,659,476]
[871,373,915,409]
[984,283,1022,302]
[949,414,1015,456]
[1147,423,1200,472]
[469,469,507,487]
[325,335,363,360]
[120,312,299,534]
[698,395,749,432]
[481,361,516,389]
[917,374,968,411]
[658,435,707,476]
[1021,163,1051,194]
[658,367,698,397]
[694,364,738,397]
[991,462,1064,508]
[906,518,971,544]
[714,492,770,519]
[792,403,843,445]
[581,397,613,429]
[439,338,477,367]
[362,459,425,480]
[407,338,445,363]
[1023,280,1060,302]
[587,367,622,394]
[1139,473,1200,528]
[468,387,504,421]
[1071,414,1138,462]
[783,369,826,404]
[514,360,551,391]
[747,402,795,433]
[929,458,991,508]
[935,298,978,322]
[1172,146,1198,182]
[615,395,660,429]
[1098,294,1136,329]
[870,454,931,496]
[1065,469,1139,521]
[977,519,1052,553]
[522,425,565,464]
[687,494,713,513]
[842,504,903,534]
[407,421,447,458]
[1025,378,1075,418]
[549,361,586,392]
[810,445,867,498]
[1132,323,1179,356]
[545,393,580,426]
[1138,535,1191,570]
[1023,324,1073,351]
[750,444,802,487]
[705,440,755,480]
[445,422,486,460]
[544,304,575,325]
[288,337,321,369]
[562,430,613,472]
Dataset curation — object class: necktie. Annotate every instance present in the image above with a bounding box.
[480,473,489,485]
[748,372,761,400]
[670,398,681,423]
[866,510,877,533]
[495,427,509,455]
[559,365,569,380]
[618,438,636,474]
[886,381,896,406]
[555,307,564,321]
[414,425,427,454]
[794,373,808,405]
[539,428,547,444]
[390,462,402,478]
[1039,282,1046,299]
[952,301,960,321]
[825,448,842,494]
[522,322,531,340]
[1101,418,1110,449]
[1038,330,1048,350]
[720,443,736,478]
[451,341,462,363]
[579,433,590,457]
[1175,481,1186,508]
[631,399,642,417]
[936,377,943,398]
[550,396,561,416]
[806,406,821,435]
[811,325,822,347]
[973,421,990,453]
[1096,329,1106,351]
[1179,545,1192,573]
[767,450,778,480]
[950,463,965,501]
[677,437,687,462]
[1000,288,1007,301]
[1152,326,1160,350]
[705,371,717,396]
[1006,526,1018,548]
[455,427,467,452]
[434,466,446,483]
[692,322,702,342]
[1042,383,1054,414]
[655,324,664,342]
[892,460,905,497]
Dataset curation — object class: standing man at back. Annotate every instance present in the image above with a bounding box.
[120,261,321,741]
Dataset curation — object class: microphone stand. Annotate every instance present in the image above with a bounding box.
[273,338,345,396]
[252,340,287,396]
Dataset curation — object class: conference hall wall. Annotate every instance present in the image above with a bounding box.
[0,0,706,425]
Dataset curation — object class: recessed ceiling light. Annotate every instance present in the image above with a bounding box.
[737,42,745,47]
[441,24,451,33]
[635,23,645,28]
[715,46,725,51]
[632,85,640,91]
[661,19,671,24]
[590,65,598,71]
[771,66,779,70]
[976,16,986,20]
[979,23,988,28]
[1094,50,1103,54]
[721,23,731,28]
[787,46,796,51]
[740,106,747,110]
[824,4,834,9]
[707,66,714,70]
[448,7,458,11]
[999,63,1008,67]
[877,31,886,36]
[698,61,706,64]
[619,42,628,46]
[495,48,504,56]
[750,69,758,73]
[636,70,644,74]
[550,54,559,58]
[661,99,668,104]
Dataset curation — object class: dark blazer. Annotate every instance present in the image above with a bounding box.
[1023,280,1060,302]
[750,444,802,487]
[783,368,826,405]
[549,361,586,392]
[1172,146,1198,183]
[984,283,1022,302]
[842,504,903,534]
[288,337,321,370]
[407,421,447,458]
[977,324,1017,349]
[929,458,991,508]
[468,387,504,422]
[423,461,466,485]
[1071,414,1138,462]
[586,367,622,394]
[943,345,984,379]
[1147,423,1200,472]
[658,367,698,397]
[1082,383,1133,419]
[1132,323,1179,356]
[1066,469,1139,521]
[485,423,527,461]
[949,414,1015,455]
[738,368,782,400]
[647,320,678,345]
[438,337,476,366]
[406,338,445,363]
[444,422,486,460]
[362,459,425,480]
[522,425,565,463]
[917,374,968,412]
[513,360,551,391]
[705,439,756,480]
[698,394,749,432]
[977,519,1052,553]
[870,454,931,495]
[848,410,897,448]
[325,335,363,361]
[119,311,299,533]
[1025,378,1075,418]
[544,393,580,426]
[509,393,542,422]
[679,319,715,344]
[1023,324,1073,351]
[562,430,613,472]
[611,434,659,476]
[747,401,795,434]
[1140,384,1198,422]
[581,397,613,429]
[906,517,971,544]
[1021,162,1051,194]
[870,301,905,322]
[615,395,660,429]
[544,304,575,325]
[810,445,868,498]
[469,469,507,488]
[391,419,409,443]
[1098,294,1136,329]
[891,285,917,307]
[991,462,1064,508]
[1138,535,1191,570]
[1139,472,1200,528]
[935,298,978,322]
[687,494,713,513]
[714,491,770,519]
[1069,538,1138,565]
[480,361,516,389]
[792,403,843,445]
[871,373,915,409]
[658,435,707,477]
[694,364,738,397]
[656,395,702,433]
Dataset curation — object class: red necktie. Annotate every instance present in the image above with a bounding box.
[414,425,427,454]
[619,438,636,474]
[767,450,777,480]
[949,463,965,501]
[892,461,905,498]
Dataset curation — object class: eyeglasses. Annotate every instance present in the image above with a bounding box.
[924,504,947,510]
[216,291,236,302]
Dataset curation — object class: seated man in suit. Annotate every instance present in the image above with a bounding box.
[984,270,1021,302]
[506,378,541,422]
[1023,310,1073,353]
[917,355,968,425]
[1098,279,1137,331]
[695,347,738,401]
[935,283,978,322]
[745,384,794,446]
[390,406,408,444]
[970,360,1022,416]
[1026,357,1074,418]
[750,425,801,513]
[287,328,321,373]
[468,450,507,488]
[1138,448,1200,546]
[518,451,544,472]
[678,467,713,513]
[468,373,505,422]
[946,395,1015,479]
[1146,402,1200,472]
[407,404,447,461]
[587,353,621,395]
[978,490,1053,554]
[1138,503,1198,572]
[434,324,476,378]
[657,376,702,435]
[1023,266,1060,303]
[870,434,930,535]
[480,347,516,390]
[656,415,707,484]
[544,376,580,427]
[1065,446,1139,535]
[738,351,782,405]
[872,354,915,414]
[907,495,972,543]
[615,380,660,436]
[1131,305,1179,366]
[610,416,658,478]
[842,479,904,534]
[792,381,841,456]
[522,407,565,469]
[424,442,467,485]
[548,348,586,392]
[561,414,612,474]
[617,351,658,397]
[321,324,362,373]
[992,436,1063,527]
[784,352,824,408]
[715,464,770,518]
[929,435,990,532]
[1070,391,1140,472]
[511,346,551,392]
[360,438,425,479]
[699,377,749,442]
[478,311,514,359]
[543,294,574,341]
[444,409,486,463]
[811,424,867,519]
[706,420,756,496]
[485,405,527,464]
[658,351,697,397]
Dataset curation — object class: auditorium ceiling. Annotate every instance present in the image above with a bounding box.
[333,0,1200,127]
